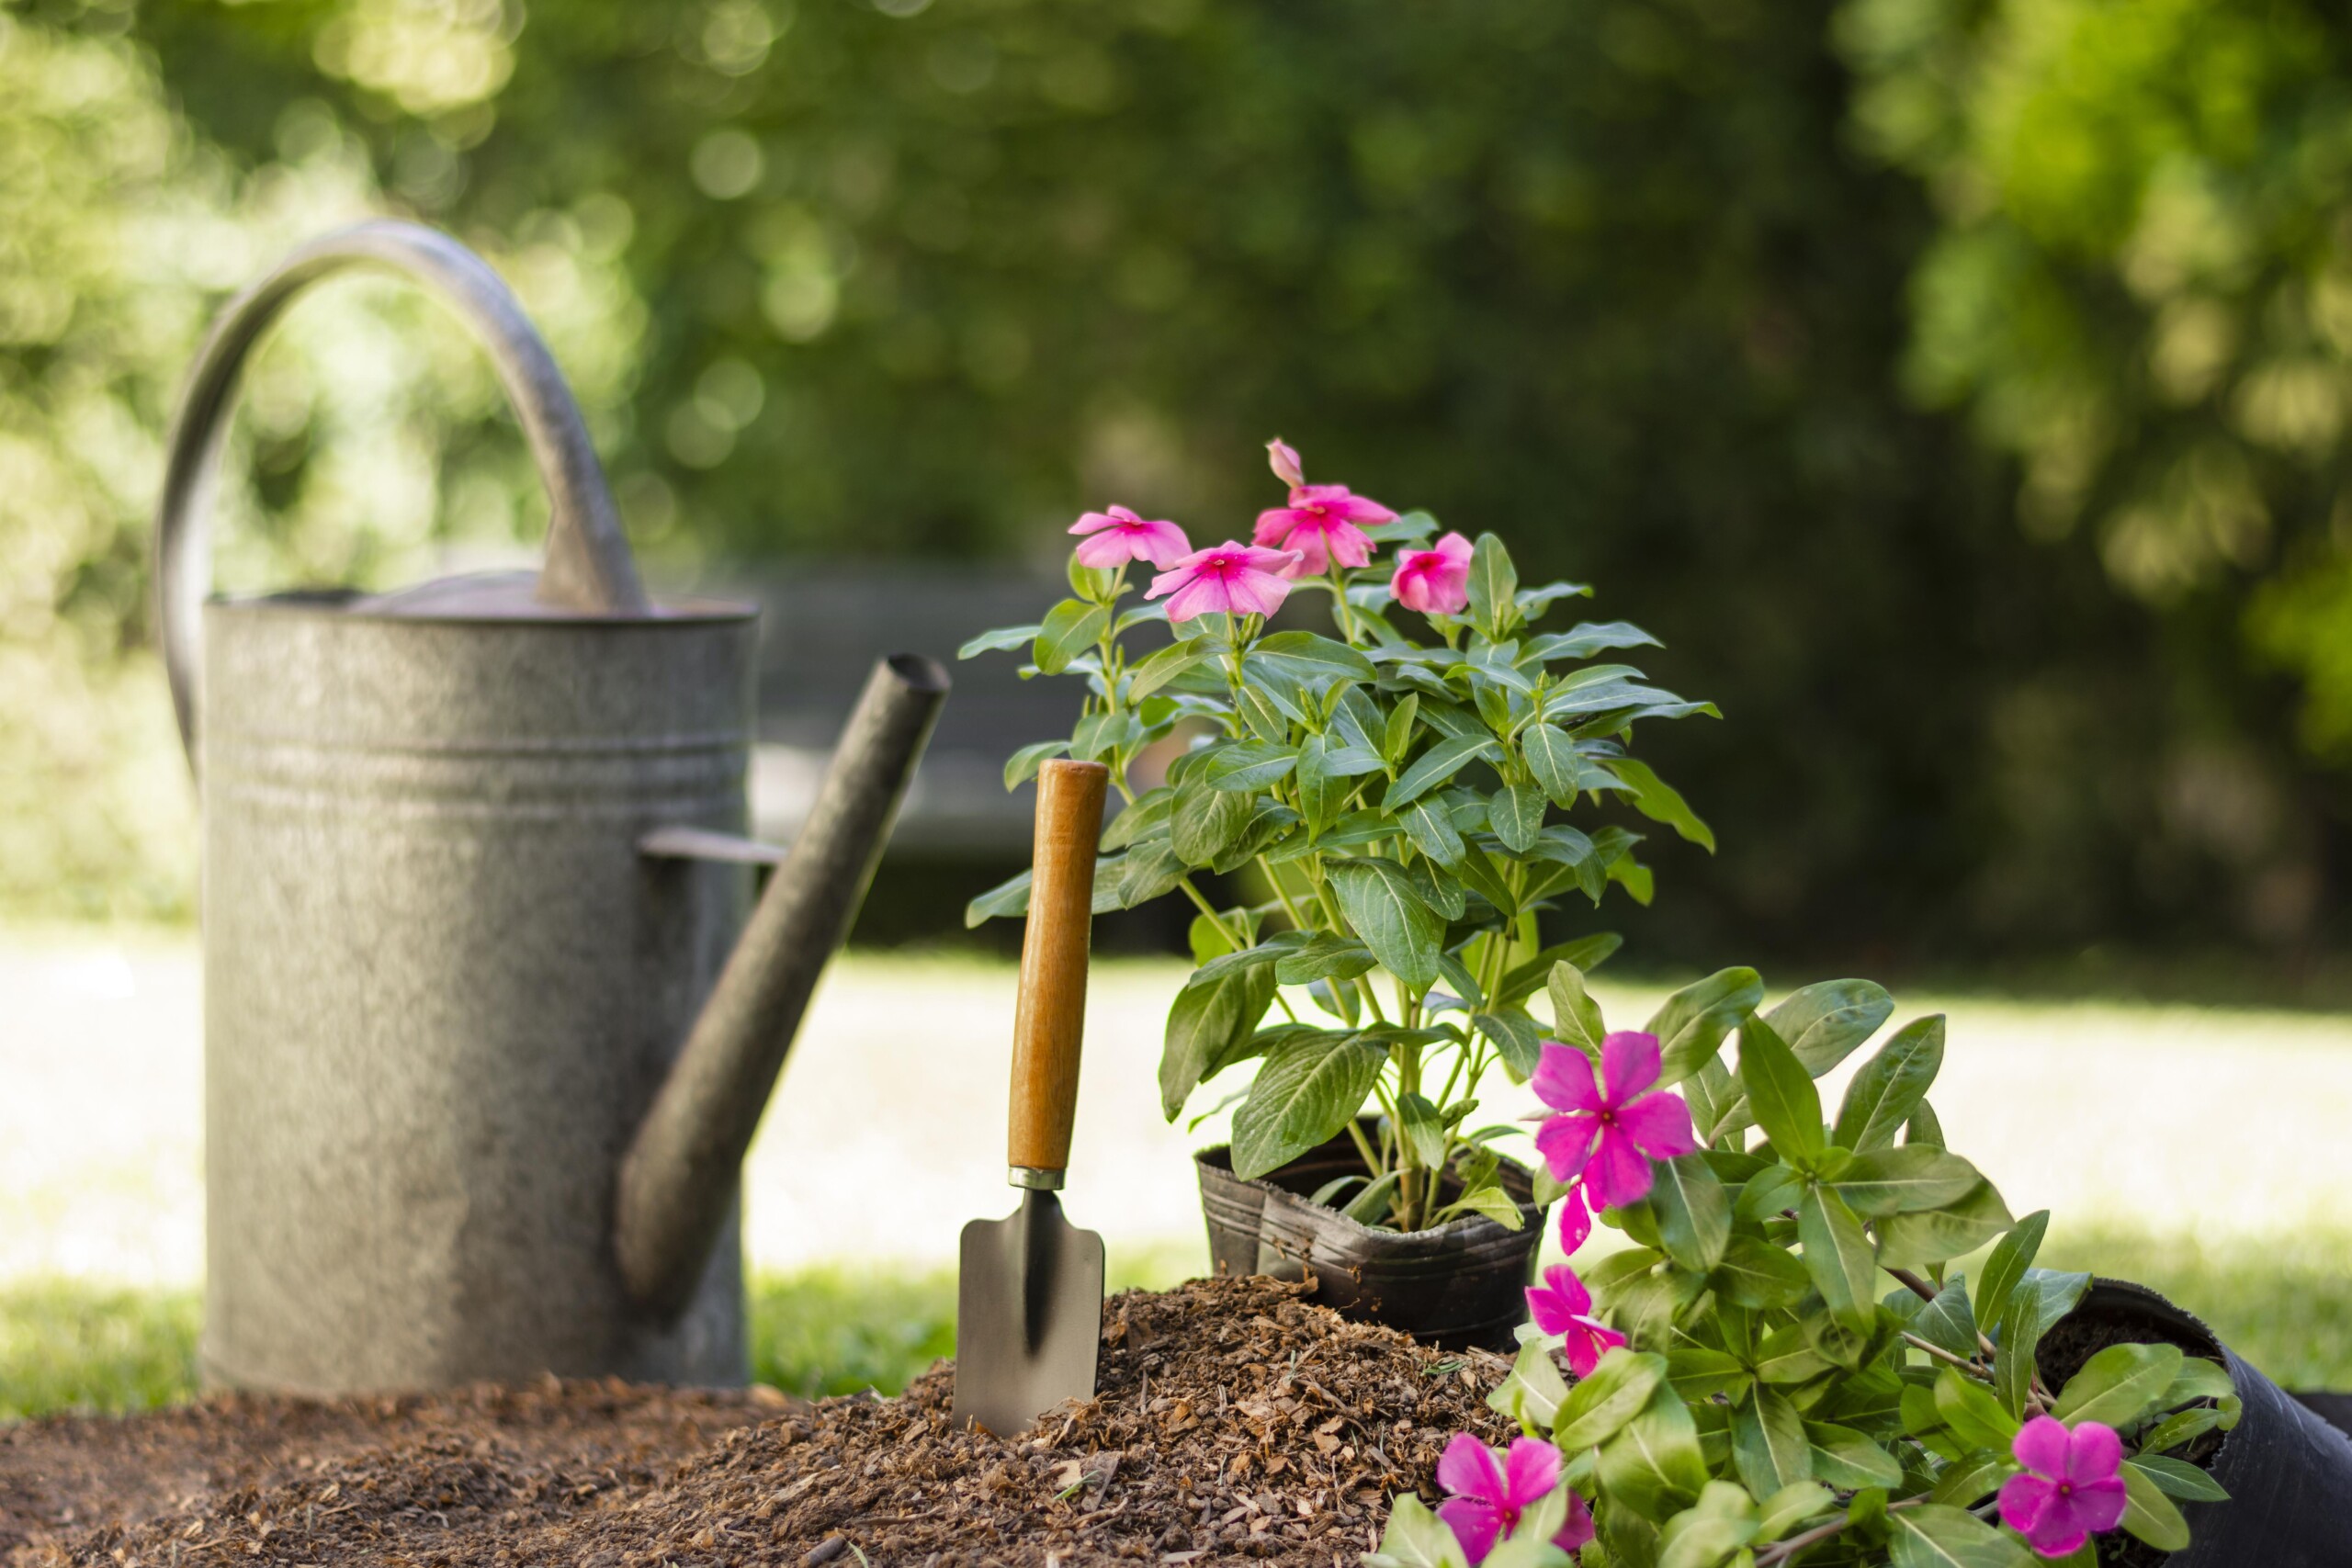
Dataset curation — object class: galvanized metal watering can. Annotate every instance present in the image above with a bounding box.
[155,220,947,1393]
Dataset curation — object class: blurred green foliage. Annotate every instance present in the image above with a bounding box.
[1,0,2345,960]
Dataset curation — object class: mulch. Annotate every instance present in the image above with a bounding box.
[5,1276,1515,1567]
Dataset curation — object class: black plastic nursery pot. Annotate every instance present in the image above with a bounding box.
[2047,1279,2352,1566]
[1193,1123,1544,1351]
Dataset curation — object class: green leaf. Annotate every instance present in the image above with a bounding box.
[1275,932,1377,986]
[1796,1184,1878,1333]
[1328,858,1445,989]
[1114,840,1186,908]
[2158,1355,2235,1409]
[2127,1453,2230,1503]
[1764,979,1894,1077]
[1365,1493,1469,1568]
[1876,1182,2017,1270]
[1489,1337,1571,1430]
[1555,1348,1668,1450]
[1595,1389,1709,1521]
[1750,1321,1833,1384]
[1933,1366,2019,1451]
[1657,1480,1760,1568]
[1414,863,1470,921]
[1911,1274,1980,1359]
[1449,847,1521,919]
[1754,1483,1835,1543]
[964,867,1032,927]
[1399,795,1467,863]
[1157,964,1279,1118]
[1648,1153,1731,1272]
[1734,1164,1805,1224]
[1464,532,1520,636]
[1547,961,1608,1054]
[1200,739,1299,791]
[2018,1269,2093,1338]
[1475,1010,1546,1078]
[1732,1387,1813,1496]
[1804,1423,1905,1491]
[1836,1146,1984,1215]
[1294,734,1343,832]
[2118,1461,2192,1552]
[1995,1283,2043,1419]
[1125,640,1210,701]
[1446,1180,1527,1231]
[2053,1341,2185,1429]
[1886,1503,2030,1568]
[959,623,1044,659]
[1170,773,1257,865]
[1002,739,1072,789]
[1737,1014,1823,1164]
[1388,735,1503,807]
[1647,967,1764,1089]
[1033,599,1109,674]
[1343,1170,1404,1224]
[1490,780,1545,852]
[1521,723,1592,807]
[1254,629,1378,683]
[1831,1015,1946,1151]
[1396,1092,1449,1168]
[1228,1032,1388,1180]
[1601,757,1715,852]
[1973,1209,2048,1331]
[1927,1450,2009,1507]
[1665,1348,1751,1403]
[1713,1235,1813,1310]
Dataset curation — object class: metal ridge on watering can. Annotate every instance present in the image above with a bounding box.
[159,220,947,1394]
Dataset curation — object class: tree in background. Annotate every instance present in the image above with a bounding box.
[4,0,2341,964]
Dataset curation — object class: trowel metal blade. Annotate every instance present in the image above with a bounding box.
[952,1189,1104,1436]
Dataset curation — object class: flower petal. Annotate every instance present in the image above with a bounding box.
[1564,1319,1626,1379]
[1582,1127,1656,1211]
[1617,1090,1700,1159]
[1253,508,1306,548]
[1997,1472,2055,1537]
[1531,1043,1602,1113]
[2071,1476,2129,1535]
[1553,1491,1596,1555]
[1267,438,1304,488]
[1165,573,1228,622]
[1500,1438,1560,1511]
[1434,531,1475,565]
[2064,1420,2123,1486]
[1437,1433,1505,1506]
[1533,1113,1598,1183]
[1143,563,1193,602]
[1224,564,1295,617]
[1437,1497,1501,1566]
[1599,1032,1663,1102]
[2011,1415,2072,1481]
[1540,1264,1591,1318]
[1555,1190,1593,1255]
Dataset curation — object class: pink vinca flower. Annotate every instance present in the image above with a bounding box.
[1254,484,1396,576]
[1391,531,1475,616]
[1998,1417,2129,1559]
[1266,436,1305,488]
[1525,1265,1627,1378]
[1435,1435,1594,1564]
[1069,505,1190,570]
[1532,1032,1700,1210]
[1145,541,1303,622]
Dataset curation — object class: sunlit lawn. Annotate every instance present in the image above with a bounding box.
[6,1228,2351,1422]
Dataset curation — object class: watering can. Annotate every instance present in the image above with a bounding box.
[154,220,948,1393]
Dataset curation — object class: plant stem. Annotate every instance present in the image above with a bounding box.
[1901,1331,1994,1382]
[1753,1496,1926,1567]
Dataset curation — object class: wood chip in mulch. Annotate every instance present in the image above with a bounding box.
[13,1276,1514,1567]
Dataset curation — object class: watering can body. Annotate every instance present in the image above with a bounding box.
[162,222,944,1393]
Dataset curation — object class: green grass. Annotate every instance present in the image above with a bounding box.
[0,1249,1201,1420]
[5,1232,2346,1422]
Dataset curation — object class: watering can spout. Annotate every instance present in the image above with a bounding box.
[615,652,949,1318]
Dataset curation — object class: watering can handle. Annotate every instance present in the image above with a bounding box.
[153,219,650,770]
[1006,760,1109,1183]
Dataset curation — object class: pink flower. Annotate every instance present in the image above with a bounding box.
[1069,505,1190,570]
[1532,1032,1700,1211]
[1525,1265,1627,1378]
[1998,1417,2129,1558]
[1266,436,1305,489]
[1145,541,1303,622]
[1391,531,1475,616]
[1435,1435,1594,1563]
[1253,483,1394,576]
[1555,1185,1593,1257]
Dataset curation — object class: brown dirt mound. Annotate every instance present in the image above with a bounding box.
[15,1277,1515,1567]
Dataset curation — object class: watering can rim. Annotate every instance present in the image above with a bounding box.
[203,573,760,626]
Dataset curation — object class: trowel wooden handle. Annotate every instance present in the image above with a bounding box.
[1007,760,1109,1179]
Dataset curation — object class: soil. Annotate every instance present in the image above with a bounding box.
[6,1277,1514,1567]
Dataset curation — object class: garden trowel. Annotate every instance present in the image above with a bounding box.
[953,758,1110,1436]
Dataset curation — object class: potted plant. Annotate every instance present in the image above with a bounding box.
[962,438,1719,1346]
[1369,980,2352,1567]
